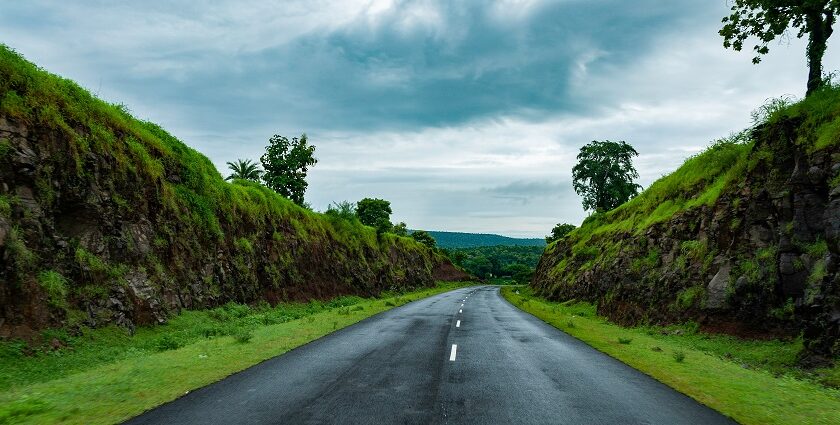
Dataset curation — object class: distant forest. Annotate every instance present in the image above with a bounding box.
[445,245,544,282]
[424,231,545,249]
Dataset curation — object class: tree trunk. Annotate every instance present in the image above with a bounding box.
[806,10,835,96]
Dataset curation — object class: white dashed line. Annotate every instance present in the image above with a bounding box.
[449,344,458,361]
[461,303,464,307]
[459,309,462,314]
[456,320,461,328]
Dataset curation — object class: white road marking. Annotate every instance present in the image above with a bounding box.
[461,303,464,307]
[456,320,461,327]
[459,309,462,313]
[449,344,458,361]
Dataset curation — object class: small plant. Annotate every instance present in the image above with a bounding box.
[384,300,396,307]
[618,337,632,345]
[651,346,662,352]
[233,329,253,344]
[673,350,686,363]
[154,335,181,351]
[566,320,575,328]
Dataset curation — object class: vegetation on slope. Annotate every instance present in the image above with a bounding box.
[448,245,542,282]
[0,44,464,340]
[534,85,840,360]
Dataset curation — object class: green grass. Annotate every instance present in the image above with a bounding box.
[502,287,840,425]
[0,282,472,424]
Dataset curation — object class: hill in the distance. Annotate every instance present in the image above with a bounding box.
[423,231,546,249]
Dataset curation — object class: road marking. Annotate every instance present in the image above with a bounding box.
[449,344,457,361]
[456,320,461,327]
[459,309,462,313]
[461,303,464,307]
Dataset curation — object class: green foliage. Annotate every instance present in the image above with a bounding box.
[618,337,633,345]
[392,222,408,236]
[233,329,253,344]
[450,245,543,279]
[675,286,705,311]
[356,198,392,233]
[234,237,254,254]
[572,140,642,212]
[673,350,686,363]
[422,231,545,249]
[225,159,262,182]
[0,195,10,217]
[545,223,576,244]
[0,396,50,425]
[36,271,68,309]
[720,1,838,94]
[154,335,182,352]
[0,138,10,158]
[410,230,436,249]
[260,134,316,205]
[325,200,358,223]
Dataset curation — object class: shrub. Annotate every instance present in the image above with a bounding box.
[233,329,253,344]
[673,350,686,363]
[618,337,632,344]
[154,335,181,351]
[37,270,68,308]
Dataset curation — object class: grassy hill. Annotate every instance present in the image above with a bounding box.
[0,44,467,340]
[532,87,840,361]
[424,230,545,248]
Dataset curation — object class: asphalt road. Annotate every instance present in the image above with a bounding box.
[125,286,735,425]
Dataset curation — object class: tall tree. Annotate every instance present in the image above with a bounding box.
[260,134,317,205]
[720,0,839,95]
[545,223,576,244]
[225,159,263,182]
[356,198,393,234]
[572,140,641,213]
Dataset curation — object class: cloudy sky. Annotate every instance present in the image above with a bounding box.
[2,1,839,237]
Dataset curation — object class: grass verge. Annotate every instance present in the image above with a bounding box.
[0,281,472,424]
[501,286,840,425]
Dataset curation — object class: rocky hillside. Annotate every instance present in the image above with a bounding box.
[533,91,840,362]
[0,46,468,340]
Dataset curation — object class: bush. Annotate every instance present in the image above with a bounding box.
[673,350,686,363]
[233,329,253,344]
[618,337,632,344]
[154,335,182,351]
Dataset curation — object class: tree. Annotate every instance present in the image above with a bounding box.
[572,140,641,213]
[392,222,409,236]
[411,230,437,249]
[325,201,358,222]
[260,134,317,205]
[720,1,839,95]
[356,198,393,233]
[545,223,576,244]
[225,159,263,182]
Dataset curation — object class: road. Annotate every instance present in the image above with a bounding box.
[125,286,735,425]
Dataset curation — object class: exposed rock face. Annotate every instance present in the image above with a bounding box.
[533,117,840,361]
[0,114,468,340]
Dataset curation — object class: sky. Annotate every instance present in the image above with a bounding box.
[2,0,839,237]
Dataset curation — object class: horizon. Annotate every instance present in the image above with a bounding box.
[3,1,840,237]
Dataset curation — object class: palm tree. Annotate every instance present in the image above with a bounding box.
[225,159,263,182]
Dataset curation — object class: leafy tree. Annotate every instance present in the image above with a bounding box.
[260,134,317,205]
[720,0,839,95]
[325,201,358,222]
[225,159,262,182]
[356,198,393,233]
[411,230,437,248]
[572,140,641,213]
[546,223,576,244]
[392,222,409,236]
